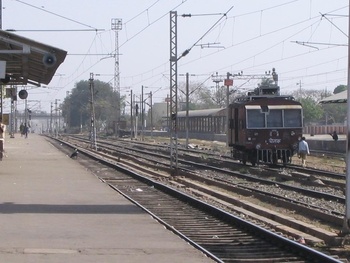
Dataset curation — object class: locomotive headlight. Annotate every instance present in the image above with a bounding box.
[256,144,261,149]
[290,131,295,136]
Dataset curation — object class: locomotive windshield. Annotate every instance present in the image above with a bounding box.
[246,105,302,128]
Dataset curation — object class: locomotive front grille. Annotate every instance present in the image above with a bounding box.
[257,149,292,164]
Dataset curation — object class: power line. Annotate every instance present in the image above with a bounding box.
[121,0,189,48]
[124,0,161,24]
[6,29,104,32]
[321,12,348,37]
[13,0,98,30]
[178,6,234,60]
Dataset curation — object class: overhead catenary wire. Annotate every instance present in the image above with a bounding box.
[178,6,234,60]
[120,2,347,90]
[120,0,188,48]
[9,1,349,110]
[13,0,98,30]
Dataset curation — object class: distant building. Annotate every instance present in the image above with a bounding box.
[147,102,168,130]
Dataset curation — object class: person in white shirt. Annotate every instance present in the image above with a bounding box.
[298,136,310,167]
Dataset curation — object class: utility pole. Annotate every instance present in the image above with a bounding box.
[58,107,61,133]
[211,72,225,106]
[149,91,153,139]
[50,102,53,134]
[166,94,170,131]
[141,85,144,141]
[55,99,58,137]
[89,73,97,150]
[130,89,133,139]
[169,11,178,174]
[342,0,350,234]
[0,0,2,30]
[185,72,189,148]
[24,98,28,134]
[111,18,122,137]
[224,72,233,146]
[66,91,70,132]
[10,86,15,138]
[296,80,302,98]
[135,94,138,140]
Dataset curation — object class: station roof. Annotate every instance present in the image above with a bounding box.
[319,90,347,104]
[0,30,67,86]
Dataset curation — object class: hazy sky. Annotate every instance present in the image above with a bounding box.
[1,0,348,112]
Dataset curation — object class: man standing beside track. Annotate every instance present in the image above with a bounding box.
[298,137,310,167]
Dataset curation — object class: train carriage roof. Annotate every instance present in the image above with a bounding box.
[177,108,225,118]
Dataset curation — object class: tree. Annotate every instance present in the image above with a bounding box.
[61,79,121,133]
[178,81,224,110]
[333,84,347,94]
[290,89,324,124]
[300,96,324,124]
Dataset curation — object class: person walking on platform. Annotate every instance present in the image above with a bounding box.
[298,136,310,167]
[20,123,24,137]
[24,123,29,139]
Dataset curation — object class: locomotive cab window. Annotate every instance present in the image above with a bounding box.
[246,105,302,128]
[247,109,265,128]
[267,110,282,127]
[284,109,302,127]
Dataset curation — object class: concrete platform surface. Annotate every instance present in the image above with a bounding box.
[0,134,213,263]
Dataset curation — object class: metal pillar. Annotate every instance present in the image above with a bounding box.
[89,73,97,150]
[24,98,27,133]
[135,94,138,140]
[141,85,144,141]
[66,91,70,131]
[130,89,133,138]
[0,85,2,122]
[150,91,153,139]
[342,1,350,234]
[169,11,178,174]
[185,73,189,148]
[225,72,232,147]
[10,86,15,138]
[0,0,2,30]
[111,18,122,137]
[55,99,58,138]
[50,102,53,134]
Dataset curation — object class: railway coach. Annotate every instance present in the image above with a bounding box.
[228,78,303,166]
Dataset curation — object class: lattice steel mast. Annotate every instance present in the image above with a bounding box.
[169,11,178,174]
[89,73,97,150]
[111,18,122,136]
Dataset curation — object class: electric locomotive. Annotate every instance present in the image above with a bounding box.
[228,70,303,166]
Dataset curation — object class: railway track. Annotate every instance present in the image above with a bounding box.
[56,136,350,251]
[48,135,345,262]
[61,135,347,226]
[66,135,345,200]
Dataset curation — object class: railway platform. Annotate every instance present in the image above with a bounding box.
[0,133,213,263]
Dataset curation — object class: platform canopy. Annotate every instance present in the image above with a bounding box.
[319,90,347,104]
[0,30,67,86]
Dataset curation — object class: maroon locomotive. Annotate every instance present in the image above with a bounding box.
[228,72,303,166]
